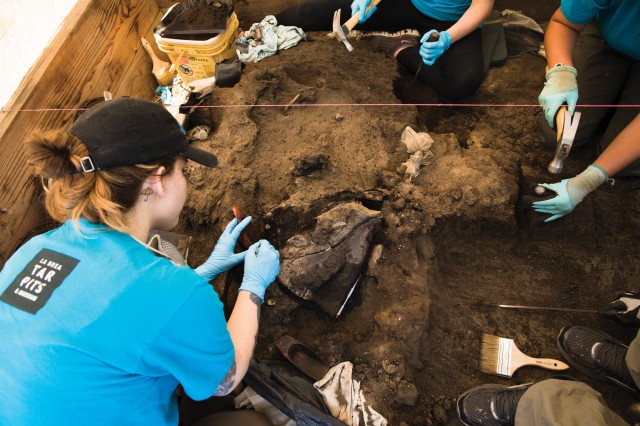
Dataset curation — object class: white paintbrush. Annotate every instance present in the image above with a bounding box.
[480,333,569,377]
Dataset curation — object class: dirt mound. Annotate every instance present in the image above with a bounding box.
[175,35,640,425]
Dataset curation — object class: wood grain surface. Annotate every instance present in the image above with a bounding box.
[0,0,161,266]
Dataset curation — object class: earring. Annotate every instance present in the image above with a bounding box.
[141,187,153,202]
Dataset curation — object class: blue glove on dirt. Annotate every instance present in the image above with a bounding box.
[351,0,376,24]
[240,240,280,303]
[195,217,252,279]
[532,165,608,222]
[419,30,451,66]
[538,65,579,127]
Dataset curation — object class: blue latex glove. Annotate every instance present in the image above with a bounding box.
[240,240,280,303]
[419,30,451,66]
[195,217,252,279]
[531,180,574,222]
[532,165,608,222]
[538,65,578,127]
[351,0,376,24]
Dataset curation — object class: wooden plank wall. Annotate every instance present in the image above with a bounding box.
[0,0,165,267]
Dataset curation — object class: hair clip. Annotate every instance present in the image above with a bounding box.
[80,156,95,173]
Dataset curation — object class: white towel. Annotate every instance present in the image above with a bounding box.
[237,15,306,63]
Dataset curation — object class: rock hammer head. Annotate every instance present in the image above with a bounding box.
[548,108,581,174]
[332,9,353,52]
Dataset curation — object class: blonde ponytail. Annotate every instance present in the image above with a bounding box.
[25,130,177,233]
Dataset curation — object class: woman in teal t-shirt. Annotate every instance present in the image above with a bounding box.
[277,0,494,100]
[0,98,278,425]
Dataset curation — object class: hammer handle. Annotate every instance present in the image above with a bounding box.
[556,105,567,142]
[548,105,569,174]
[344,0,382,32]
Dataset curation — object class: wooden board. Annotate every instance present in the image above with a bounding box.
[0,0,161,266]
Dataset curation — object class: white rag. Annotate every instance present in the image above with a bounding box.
[237,15,306,63]
[400,126,435,180]
[313,362,388,426]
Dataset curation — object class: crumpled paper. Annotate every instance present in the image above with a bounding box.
[400,126,435,180]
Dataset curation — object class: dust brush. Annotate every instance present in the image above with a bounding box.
[480,333,569,377]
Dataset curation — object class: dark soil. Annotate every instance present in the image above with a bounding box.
[176,31,640,425]
[162,2,230,39]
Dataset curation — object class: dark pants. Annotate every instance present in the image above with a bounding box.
[276,0,484,100]
[539,21,640,176]
[179,392,271,426]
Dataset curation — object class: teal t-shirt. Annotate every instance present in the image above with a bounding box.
[561,0,640,60]
[411,0,472,22]
[0,219,234,426]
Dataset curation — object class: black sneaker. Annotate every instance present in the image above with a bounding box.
[557,326,640,398]
[369,35,420,60]
[457,383,532,426]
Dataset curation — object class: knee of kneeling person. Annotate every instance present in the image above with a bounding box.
[438,72,483,101]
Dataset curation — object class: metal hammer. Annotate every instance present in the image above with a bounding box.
[548,106,581,174]
[332,0,382,51]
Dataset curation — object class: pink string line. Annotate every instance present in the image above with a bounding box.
[1,103,639,112]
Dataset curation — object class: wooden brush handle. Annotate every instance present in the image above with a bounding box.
[523,355,569,371]
[141,37,170,73]
[512,344,570,374]
[344,0,382,32]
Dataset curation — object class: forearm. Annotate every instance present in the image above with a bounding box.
[544,8,585,68]
[227,290,261,377]
[593,114,640,176]
[446,0,493,43]
[214,290,261,395]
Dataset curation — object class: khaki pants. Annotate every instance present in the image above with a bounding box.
[514,328,640,425]
[627,329,640,387]
[514,379,628,426]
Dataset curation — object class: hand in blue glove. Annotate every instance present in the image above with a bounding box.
[531,180,574,222]
[419,30,451,66]
[195,217,252,279]
[538,65,579,127]
[351,0,376,24]
[532,165,607,222]
[240,240,280,303]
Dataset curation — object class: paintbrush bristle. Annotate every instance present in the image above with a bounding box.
[480,333,511,375]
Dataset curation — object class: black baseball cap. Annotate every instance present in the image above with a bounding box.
[69,97,217,171]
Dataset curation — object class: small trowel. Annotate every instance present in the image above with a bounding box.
[332,0,382,51]
[548,106,581,174]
